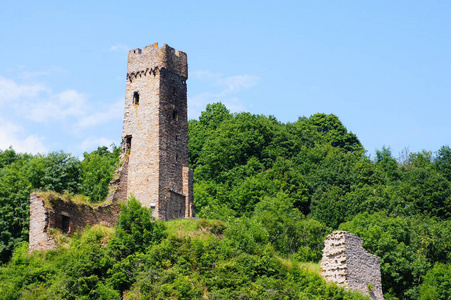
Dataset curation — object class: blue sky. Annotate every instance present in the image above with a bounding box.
[0,1,450,159]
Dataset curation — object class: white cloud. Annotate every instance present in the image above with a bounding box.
[0,76,48,106]
[191,70,222,81]
[0,75,124,156]
[76,100,123,129]
[27,90,87,123]
[188,70,259,119]
[19,65,64,79]
[0,120,47,154]
[1,75,122,129]
[110,44,129,53]
[218,74,260,95]
[79,136,115,153]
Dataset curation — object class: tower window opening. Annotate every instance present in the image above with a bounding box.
[62,215,70,234]
[173,87,176,95]
[125,135,132,153]
[133,91,140,105]
[172,109,178,121]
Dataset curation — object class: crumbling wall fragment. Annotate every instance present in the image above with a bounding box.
[321,230,384,300]
[29,193,121,252]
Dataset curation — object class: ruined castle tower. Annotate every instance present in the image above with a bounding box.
[116,43,194,220]
[29,43,194,253]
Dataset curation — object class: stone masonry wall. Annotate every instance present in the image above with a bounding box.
[29,193,121,252]
[117,43,194,220]
[321,231,384,300]
[29,193,56,252]
[107,157,129,203]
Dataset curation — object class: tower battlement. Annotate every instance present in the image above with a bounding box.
[127,43,188,79]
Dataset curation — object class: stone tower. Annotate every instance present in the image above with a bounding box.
[116,43,194,220]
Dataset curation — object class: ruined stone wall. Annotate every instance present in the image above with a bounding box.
[107,158,129,203]
[182,167,194,218]
[29,193,56,252]
[321,231,384,300]
[117,43,194,220]
[29,193,121,252]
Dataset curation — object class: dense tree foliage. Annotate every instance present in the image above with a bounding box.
[187,103,451,299]
[2,103,451,298]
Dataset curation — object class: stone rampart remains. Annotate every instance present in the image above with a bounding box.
[29,193,121,252]
[29,43,194,253]
[321,231,384,300]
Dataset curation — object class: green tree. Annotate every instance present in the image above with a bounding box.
[26,151,82,194]
[81,145,120,202]
[435,145,451,181]
[306,113,364,154]
[0,162,32,263]
[419,263,451,299]
[188,102,231,168]
[109,195,166,258]
[253,192,330,259]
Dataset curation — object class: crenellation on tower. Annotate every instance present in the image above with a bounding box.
[126,43,187,80]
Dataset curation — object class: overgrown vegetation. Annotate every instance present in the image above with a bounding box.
[0,198,365,299]
[1,103,451,298]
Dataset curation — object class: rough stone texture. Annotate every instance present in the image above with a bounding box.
[107,158,129,203]
[29,193,57,252]
[113,43,194,220]
[321,231,384,300]
[29,193,121,252]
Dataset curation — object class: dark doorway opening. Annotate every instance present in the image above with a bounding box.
[62,215,70,234]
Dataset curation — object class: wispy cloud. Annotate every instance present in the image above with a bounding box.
[76,100,123,130]
[0,76,49,107]
[0,119,47,154]
[0,76,123,154]
[18,65,64,79]
[191,70,223,81]
[188,70,259,119]
[0,77,122,129]
[218,74,260,95]
[27,90,87,123]
[79,136,115,153]
[109,44,129,53]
